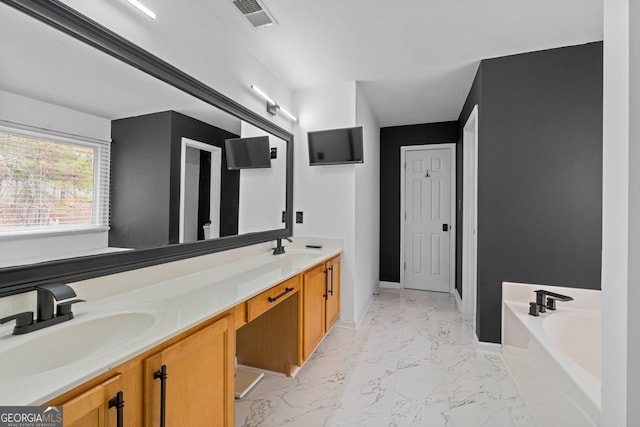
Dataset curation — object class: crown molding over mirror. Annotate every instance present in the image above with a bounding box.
[0,0,294,297]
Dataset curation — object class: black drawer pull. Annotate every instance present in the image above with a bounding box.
[268,287,294,303]
[108,391,124,427]
[153,365,167,427]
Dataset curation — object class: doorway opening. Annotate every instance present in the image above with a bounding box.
[400,144,456,293]
[179,137,222,243]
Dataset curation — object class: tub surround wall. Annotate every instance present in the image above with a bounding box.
[458,42,603,344]
[502,282,601,426]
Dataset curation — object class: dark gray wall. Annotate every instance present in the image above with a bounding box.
[458,42,603,343]
[110,111,173,248]
[110,111,240,249]
[379,122,459,283]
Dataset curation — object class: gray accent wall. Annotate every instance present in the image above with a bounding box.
[379,122,459,283]
[458,42,603,343]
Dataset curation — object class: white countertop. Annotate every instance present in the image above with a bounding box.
[0,240,341,405]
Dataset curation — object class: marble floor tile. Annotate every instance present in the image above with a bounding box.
[235,289,535,427]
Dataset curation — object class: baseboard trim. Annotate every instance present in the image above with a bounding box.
[335,319,357,329]
[453,288,463,312]
[379,281,402,289]
[473,337,502,354]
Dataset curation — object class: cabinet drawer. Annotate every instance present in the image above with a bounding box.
[247,276,300,322]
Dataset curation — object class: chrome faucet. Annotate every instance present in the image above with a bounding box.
[0,283,85,335]
[273,237,293,255]
[529,289,573,316]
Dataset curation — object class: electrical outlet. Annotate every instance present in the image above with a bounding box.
[296,211,303,224]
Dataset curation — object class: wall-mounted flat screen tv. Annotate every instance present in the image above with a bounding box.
[308,126,364,166]
[225,136,271,170]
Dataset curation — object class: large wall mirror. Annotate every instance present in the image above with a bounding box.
[0,0,293,296]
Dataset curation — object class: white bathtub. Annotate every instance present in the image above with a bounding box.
[502,286,601,427]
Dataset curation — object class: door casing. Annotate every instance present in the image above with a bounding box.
[462,105,479,333]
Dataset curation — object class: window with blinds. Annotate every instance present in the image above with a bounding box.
[0,127,110,236]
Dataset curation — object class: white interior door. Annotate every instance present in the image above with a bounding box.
[404,148,452,292]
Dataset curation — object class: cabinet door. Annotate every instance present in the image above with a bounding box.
[144,315,234,427]
[62,374,124,427]
[325,256,341,331]
[302,263,327,360]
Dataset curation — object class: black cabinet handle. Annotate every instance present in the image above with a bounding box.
[153,365,167,427]
[328,266,334,296]
[323,269,328,300]
[108,391,124,427]
[268,287,294,303]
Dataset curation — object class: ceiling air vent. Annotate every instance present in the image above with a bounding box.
[232,0,277,28]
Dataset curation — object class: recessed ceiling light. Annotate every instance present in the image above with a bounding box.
[124,0,156,20]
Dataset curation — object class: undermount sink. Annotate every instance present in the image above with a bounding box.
[0,312,156,379]
[277,251,318,261]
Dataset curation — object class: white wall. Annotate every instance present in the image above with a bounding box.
[293,82,358,324]
[601,0,640,425]
[0,90,111,265]
[354,84,380,324]
[292,82,381,328]
[238,122,287,234]
[0,90,111,140]
[59,0,293,133]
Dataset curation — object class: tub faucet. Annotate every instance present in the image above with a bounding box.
[273,237,293,255]
[529,290,574,316]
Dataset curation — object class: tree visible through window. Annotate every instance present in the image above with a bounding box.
[0,129,109,234]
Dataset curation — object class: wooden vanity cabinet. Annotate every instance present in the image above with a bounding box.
[61,374,126,427]
[143,315,234,427]
[48,312,234,427]
[325,256,341,331]
[302,263,326,360]
[302,255,341,360]
[47,254,340,427]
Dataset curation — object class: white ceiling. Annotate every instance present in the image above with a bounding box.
[200,0,604,127]
[0,2,241,134]
[1,1,603,130]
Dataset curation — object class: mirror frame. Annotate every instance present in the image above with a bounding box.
[0,0,294,297]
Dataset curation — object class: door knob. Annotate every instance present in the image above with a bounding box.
[442,224,449,232]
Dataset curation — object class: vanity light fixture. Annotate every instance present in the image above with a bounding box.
[250,85,297,122]
[123,0,156,20]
